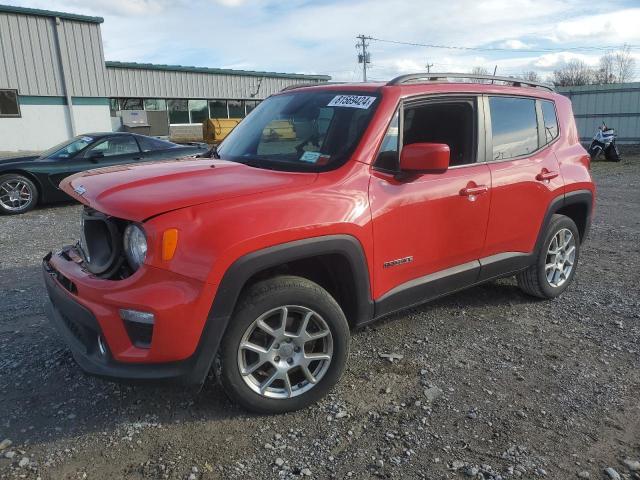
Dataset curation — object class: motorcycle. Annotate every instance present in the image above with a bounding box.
[588,122,621,161]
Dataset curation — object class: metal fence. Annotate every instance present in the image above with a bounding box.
[558,82,640,144]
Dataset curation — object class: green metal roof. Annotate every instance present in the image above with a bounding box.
[0,4,104,23]
[105,61,331,81]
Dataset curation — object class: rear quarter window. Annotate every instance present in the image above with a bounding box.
[489,97,539,160]
[540,100,559,144]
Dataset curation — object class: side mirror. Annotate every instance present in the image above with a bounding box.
[399,143,450,174]
[87,151,104,161]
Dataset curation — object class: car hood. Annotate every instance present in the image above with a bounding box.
[0,155,40,166]
[60,158,317,221]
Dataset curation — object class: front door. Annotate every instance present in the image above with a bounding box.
[47,135,142,189]
[369,96,491,315]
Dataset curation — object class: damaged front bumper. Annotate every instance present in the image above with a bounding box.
[42,248,219,385]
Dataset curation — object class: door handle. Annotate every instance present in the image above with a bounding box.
[460,185,489,196]
[536,170,559,181]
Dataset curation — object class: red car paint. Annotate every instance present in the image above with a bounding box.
[48,81,594,370]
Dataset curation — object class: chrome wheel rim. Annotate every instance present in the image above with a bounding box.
[237,305,333,399]
[545,228,576,288]
[0,179,33,211]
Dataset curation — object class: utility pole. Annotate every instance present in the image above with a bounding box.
[425,61,434,73]
[356,34,371,82]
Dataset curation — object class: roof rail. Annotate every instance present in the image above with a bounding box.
[387,72,554,91]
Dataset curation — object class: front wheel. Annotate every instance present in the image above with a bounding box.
[517,215,580,299]
[0,174,39,215]
[588,141,603,161]
[219,276,350,413]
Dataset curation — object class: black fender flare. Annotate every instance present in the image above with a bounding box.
[186,234,374,386]
[534,189,593,254]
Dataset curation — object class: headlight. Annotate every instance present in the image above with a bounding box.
[123,223,147,270]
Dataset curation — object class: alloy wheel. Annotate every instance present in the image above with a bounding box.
[237,305,333,399]
[0,179,33,211]
[545,228,576,288]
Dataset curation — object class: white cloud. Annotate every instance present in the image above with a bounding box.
[551,8,640,43]
[212,0,247,6]
[500,39,531,50]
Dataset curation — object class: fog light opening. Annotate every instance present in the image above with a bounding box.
[120,309,155,349]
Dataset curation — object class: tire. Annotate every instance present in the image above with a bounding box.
[219,275,350,414]
[588,141,603,161]
[604,144,621,162]
[517,214,580,299]
[0,173,39,215]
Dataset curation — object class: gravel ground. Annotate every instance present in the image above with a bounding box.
[1,157,639,480]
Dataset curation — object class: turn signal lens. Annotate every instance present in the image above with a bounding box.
[162,228,179,261]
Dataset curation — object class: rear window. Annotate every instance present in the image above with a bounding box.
[137,136,176,152]
[541,100,559,144]
[489,97,539,160]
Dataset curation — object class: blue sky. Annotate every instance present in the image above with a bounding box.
[5,0,640,81]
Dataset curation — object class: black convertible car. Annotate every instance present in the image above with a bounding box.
[0,133,207,214]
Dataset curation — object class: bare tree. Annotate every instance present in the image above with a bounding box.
[595,52,616,84]
[520,71,540,82]
[613,45,636,83]
[470,66,489,76]
[552,59,594,86]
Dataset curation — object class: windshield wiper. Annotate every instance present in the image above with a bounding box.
[198,145,219,159]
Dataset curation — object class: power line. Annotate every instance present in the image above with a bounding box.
[368,36,640,54]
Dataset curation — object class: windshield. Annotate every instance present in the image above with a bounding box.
[216,90,380,171]
[41,136,95,159]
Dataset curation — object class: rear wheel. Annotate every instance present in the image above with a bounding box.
[604,143,621,162]
[0,174,38,215]
[219,276,350,413]
[517,215,580,299]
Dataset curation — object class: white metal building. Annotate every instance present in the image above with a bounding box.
[0,4,330,151]
[558,83,640,144]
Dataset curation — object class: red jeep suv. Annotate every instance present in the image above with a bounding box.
[44,73,595,413]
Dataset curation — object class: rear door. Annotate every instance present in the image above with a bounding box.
[482,95,563,261]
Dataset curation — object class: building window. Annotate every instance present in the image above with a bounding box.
[189,99,208,124]
[109,98,119,117]
[0,89,20,117]
[167,99,189,124]
[245,100,259,115]
[119,98,143,110]
[209,100,228,119]
[144,99,167,111]
[228,100,245,118]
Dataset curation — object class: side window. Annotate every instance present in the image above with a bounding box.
[403,99,476,167]
[489,97,538,160]
[375,110,399,171]
[540,100,559,144]
[0,89,20,117]
[89,136,139,157]
[137,136,175,152]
